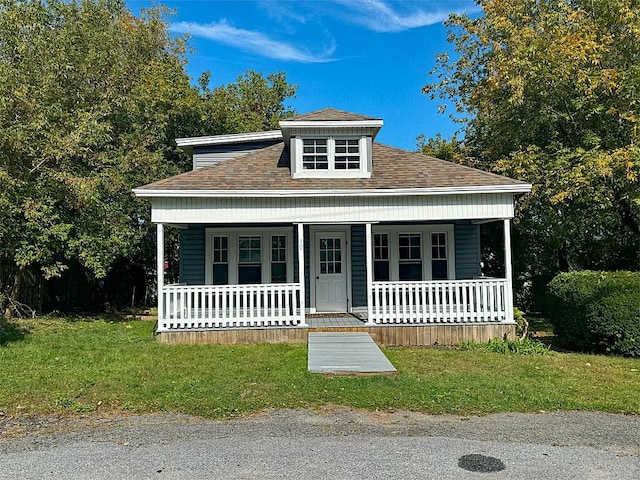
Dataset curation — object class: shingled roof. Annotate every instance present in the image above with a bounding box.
[136,142,530,194]
[284,108,380,122]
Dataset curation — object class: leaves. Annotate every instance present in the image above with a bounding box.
[424,0,640,304]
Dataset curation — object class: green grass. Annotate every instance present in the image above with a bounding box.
[0,317,638,418]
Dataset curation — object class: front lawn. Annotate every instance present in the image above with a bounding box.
[0,317,638,418]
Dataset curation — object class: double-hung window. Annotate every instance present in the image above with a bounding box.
[206,228,293,285]
[238,236,262,284]
[398,233,423,281]
[372,226,454,281]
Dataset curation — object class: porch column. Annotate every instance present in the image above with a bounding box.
[157,223,164,329]
[365,223,375,325]
[297,223,307,326]
[504,218,514,323]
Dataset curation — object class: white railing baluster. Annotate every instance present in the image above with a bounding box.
[366,279,509,326]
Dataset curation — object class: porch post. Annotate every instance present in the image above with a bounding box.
[365,222,375,325]
[297,223,307,326]
[503,218,514,323]
[156,223,165,329]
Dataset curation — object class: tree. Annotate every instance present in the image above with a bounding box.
[194,70,297,136]
[423,0,640,306]
[0,1,299,316]
[0,0,198,314]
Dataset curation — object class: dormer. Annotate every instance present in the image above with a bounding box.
[279,108,383,179]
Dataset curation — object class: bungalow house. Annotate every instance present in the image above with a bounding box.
[133,108,531,345]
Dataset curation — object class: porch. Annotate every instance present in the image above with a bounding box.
[158,278,510,330]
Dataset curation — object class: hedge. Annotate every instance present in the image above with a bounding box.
[546,271,640,356]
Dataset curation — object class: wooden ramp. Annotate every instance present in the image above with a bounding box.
[307,332,397,375]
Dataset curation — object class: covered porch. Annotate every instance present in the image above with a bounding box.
[154,219,515,341]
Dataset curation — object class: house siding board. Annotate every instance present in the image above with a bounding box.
[351,225,367,308]
[192,140,282,170]
[151,193,515,224]
[454,223,481,280]
[179,225,205,284]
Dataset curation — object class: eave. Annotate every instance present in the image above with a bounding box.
[133,184,532,198]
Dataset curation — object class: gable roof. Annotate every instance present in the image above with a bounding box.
[134,142,531,197]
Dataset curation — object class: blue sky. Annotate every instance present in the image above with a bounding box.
[125,1,480,150]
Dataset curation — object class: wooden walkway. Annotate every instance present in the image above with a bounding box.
[307,332,397,375]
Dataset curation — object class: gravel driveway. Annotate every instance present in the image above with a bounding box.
[1,408,638,479]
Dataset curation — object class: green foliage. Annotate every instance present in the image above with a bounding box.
[546,271,640,356]
[587,293,640,357]
[424,0,640,304]
[0,1,297,313]
[458,337,550,355]
[194,70,297,136]
[513,307,529,339]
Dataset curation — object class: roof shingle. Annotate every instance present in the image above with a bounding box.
[137,142,529,192]
[284,108,381,122]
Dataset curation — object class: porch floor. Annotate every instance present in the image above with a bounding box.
[306,314,365,329]
[307,332,397,375]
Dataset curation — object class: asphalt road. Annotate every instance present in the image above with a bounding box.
[1,408,638,479]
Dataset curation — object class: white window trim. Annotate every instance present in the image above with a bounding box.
[371,225,456,281]
[205,227,294,285]
[292,135,372,179]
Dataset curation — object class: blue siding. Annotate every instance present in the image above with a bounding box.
[179,225,205,284]
[351,226,367,307]
[455,223,481,279]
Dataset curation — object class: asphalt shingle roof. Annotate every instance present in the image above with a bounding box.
[137,142,528,192]
[284,108,381,122]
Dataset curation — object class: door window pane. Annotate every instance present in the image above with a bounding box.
[319,236,342,275]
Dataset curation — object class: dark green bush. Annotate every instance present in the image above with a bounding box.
[546,271,640,356]
[587,293,640,357]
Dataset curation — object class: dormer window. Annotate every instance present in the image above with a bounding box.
[302,139,329,170]
[292,136,371,178]
[279,108,383,180]
[302,138,360,171]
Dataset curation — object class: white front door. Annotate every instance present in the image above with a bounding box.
[314,232,348,312]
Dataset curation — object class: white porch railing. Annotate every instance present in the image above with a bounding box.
[370,279,510,324]
[159,283,303,331]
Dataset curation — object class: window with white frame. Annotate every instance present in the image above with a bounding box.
[212,236,229,285]
[372,226,455,281]
[431,233,449,280]
[270,235,287,283]
[334,139,360,169]
[205,228,293,285]
[373,233,390,281]
[293,136,369,178]
[398,233,423,281]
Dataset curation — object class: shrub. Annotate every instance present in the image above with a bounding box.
[546,271,640,356]
[587,293,640,357]
[513,307,529,340]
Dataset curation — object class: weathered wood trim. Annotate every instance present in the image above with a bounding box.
[155,323,515,346]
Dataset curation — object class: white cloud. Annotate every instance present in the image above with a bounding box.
[329,0,478,32]
[170,20,336,63]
